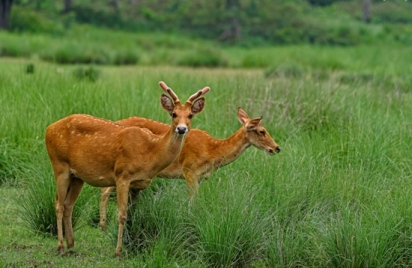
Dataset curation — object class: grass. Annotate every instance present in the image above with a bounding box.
[0,39,412,267]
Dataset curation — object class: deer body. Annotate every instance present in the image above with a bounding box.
[99,108,280,229]
[47,115,181,189]
[45,82,209,256]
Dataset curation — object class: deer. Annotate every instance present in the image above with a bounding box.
[45,81,209,257]
[99,107,280,230]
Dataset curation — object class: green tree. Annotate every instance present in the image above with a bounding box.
[0,0,13,29]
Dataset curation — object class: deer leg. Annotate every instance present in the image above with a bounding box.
[184,170,200,197]
[99,187,115,231]
[115,181,130,257]
[128,188,140,211]
[54,165,71,254]
[63,176,84,249]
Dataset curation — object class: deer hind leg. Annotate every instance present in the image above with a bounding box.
[99,187,115,231]
[183,170,200,197]
[115,180,131,257]
[53,163,71,253]
[63,174,84,249]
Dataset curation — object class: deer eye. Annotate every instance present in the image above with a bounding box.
[172,112,177,118]
[188,113,194,119]
[259,130,266,136]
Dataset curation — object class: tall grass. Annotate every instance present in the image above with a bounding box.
[0,44,411,266]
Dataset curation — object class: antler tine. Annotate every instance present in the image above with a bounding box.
[159,81,180,103]
[186,86,210,104]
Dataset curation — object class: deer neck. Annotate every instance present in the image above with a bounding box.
[156,127,187,163]
[211,127,250,168]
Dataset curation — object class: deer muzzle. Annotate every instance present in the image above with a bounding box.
[175,125,188,135]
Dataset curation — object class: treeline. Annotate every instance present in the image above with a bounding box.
[6,0,412,46]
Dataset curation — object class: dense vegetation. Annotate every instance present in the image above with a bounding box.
[0,0,411,266]
[4,0,412,45]
[1,41,412,265]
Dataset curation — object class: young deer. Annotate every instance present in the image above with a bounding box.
[45,81,209,257]
[99,108,280,230]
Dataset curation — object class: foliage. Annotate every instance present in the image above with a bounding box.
[18,172,99,236]
[176,47,228,68]
[25,63,35,74]
[0,43,412,266]
[73,66,101,82]
[370,2,412,24]
[6,0,412,46]
[0,139,31,186]
[306,0,349,6]
[9,6,63,34]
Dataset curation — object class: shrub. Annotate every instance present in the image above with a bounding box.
[115,181,193,257]
[371,2,412,24]
[25,63,35,74]
[241,53,272,68]
[18,172,99,236]
[176,48,228,68]
[0,41,31,58]
[9,7,63,34]
[113,49,140,65]
[73,66,101,82]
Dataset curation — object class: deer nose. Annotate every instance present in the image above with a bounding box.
[176,126,188,135]
[275,147,281,153]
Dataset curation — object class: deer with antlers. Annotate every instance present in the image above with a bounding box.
[99,107,280,230]
[45,81,209,257]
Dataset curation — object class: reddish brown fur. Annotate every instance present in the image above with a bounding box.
[45,82,209,257]
[99,108,280,230]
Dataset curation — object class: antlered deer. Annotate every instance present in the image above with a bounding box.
[99,108,280,230]
[45,81,209,257]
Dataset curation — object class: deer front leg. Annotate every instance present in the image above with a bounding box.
[99,187,115,231]
[115,181,130,257]
[63,176,84,249]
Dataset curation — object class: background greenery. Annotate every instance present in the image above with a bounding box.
[1,47,411,266]
[1,0,412,267]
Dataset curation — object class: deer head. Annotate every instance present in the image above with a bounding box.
[159,81,209,135]
[238,107,281,155]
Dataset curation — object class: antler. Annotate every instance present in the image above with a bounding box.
[186,86,210,104]
[159,81,180,103]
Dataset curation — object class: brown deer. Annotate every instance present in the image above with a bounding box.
[45,81,209,257]
[99,108,280,230]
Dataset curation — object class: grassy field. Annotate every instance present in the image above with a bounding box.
[0,41,412,267]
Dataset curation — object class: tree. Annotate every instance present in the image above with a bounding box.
[63,0,72,13]
[0,0,13,30]
[219,0,241,42]
[363,0,371,23]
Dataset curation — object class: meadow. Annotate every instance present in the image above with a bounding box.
[0,40,412,267]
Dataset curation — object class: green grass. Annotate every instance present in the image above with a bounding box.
[0,39,412,267]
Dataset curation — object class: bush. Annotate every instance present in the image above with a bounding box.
[176,48,228,68]
[371,2,412,24]
[73,66,101,82]
[25,63,35,74]
[41,43,111,65]
[18,173,99,236]
[10,7,63,34]
[113,49,140,65]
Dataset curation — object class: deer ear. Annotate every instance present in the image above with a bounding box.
[161,94,174,114]
[245,117,262,131]
[191,97,205,115]
[237,108,250,125]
